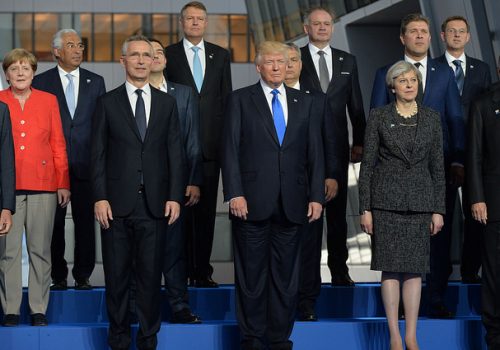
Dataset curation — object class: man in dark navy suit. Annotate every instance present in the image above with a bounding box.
[33,29,106,290]
[371,13,464,318]
[436,15,492,285]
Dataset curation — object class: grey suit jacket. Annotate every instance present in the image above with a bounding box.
[359,103,445,214]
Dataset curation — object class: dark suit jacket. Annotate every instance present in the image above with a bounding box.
[435,54,492,122]
[467,84,500,222]
[165,41,232,161]
[163,80,203,186]
[0,102,15,212]
[91,84,185,218]
[370,58,464,164]
[299,46,365,161]
[221,83,324,224]
[359,103,445,215]
[33,67,106,180]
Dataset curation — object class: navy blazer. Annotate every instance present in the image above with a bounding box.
[370,58,464,164]
[435,54,492,122]
[359,103,445,215]
[165,41,232,161]
[33,67,106,180]
[162,81,203,186]
[467,85,500,222]
[299,46,365,158]
[221,83,324,224]
[0,102,15,213]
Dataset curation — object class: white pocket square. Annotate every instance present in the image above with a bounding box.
[341,72,350,75]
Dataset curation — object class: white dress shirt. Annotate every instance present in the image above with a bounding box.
[445,51,467,76]
[405,55,428,91]
[183,38,206,80]
[125,81,151,125]
[308,43,333,81]
[157,77,168,93]
[58,65,80,108]
[260,80,288,125]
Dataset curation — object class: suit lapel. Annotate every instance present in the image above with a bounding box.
[385,104,411,163]
[282,87,301,147]
[145,86,161,142]
[329,47,342,92]
[117,85,142,142]
[301,48,322,91]
[423,61,438,105]
[50,68,72,118]
[174,41,198,91]
[201,43,216,93]
[74,70,90,120]
[251,83,279,145]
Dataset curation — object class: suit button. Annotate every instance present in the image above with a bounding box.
[20,145,25,150]
[20,120,25,125]
[21,132,26,137]
[42,160,46,165]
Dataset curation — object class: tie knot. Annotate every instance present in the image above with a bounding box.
[135,89,143,97]
[271,89,280,97]
[318,50,325,57]
[191,46,200,53]
[66,73,73,80]
[453,59,462,67]
[414,62,422,68]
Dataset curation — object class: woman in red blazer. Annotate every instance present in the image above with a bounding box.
[0,48,70,327]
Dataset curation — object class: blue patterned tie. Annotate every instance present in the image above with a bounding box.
[65,73,76,118]
[191,46,203,92]
[271,89,286,145]
[453,60,464,95]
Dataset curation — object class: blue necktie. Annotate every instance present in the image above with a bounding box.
[191,46,203,92]
[271,89,286,145]
[65,73,76,118]
[135,89,147,141]
[453,59,464,95]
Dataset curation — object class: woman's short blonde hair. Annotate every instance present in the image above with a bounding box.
[385,60,421,88]
[2,48,37,73]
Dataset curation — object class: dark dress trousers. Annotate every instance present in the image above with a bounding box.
[371,58,464,308]
[33,67,106,283]
[91,84,185,350]
[299,46,366,278]
[160,81,202,312]
[165,40,232,282]
[467,85,500,349]
[221,83,324,350]
[435,54,492,280]
[0,102,15,213]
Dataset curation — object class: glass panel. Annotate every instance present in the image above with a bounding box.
[75,13,92,62]
[94,14,112,62]
[113,14,142,60]
[0,14,13,60]
[205,14,229,49]
[230,15,248,34]
[14,13,33,52]
[34,13,58,61]
[152,14,170,47]
[230,34,248,63]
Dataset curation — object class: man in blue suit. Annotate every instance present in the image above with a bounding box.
[436,15,492,285]
[149,38,202,324]
[370,13,464,318]
[33,29,106,290]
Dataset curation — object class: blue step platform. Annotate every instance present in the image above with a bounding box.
[0,283,487,349]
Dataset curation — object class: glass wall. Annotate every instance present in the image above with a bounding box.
[0,12,254,63]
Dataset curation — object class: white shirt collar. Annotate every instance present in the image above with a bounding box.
[57,65,80,78]
[260,80,285,95]
[125,80,151,97]
[308,43,332,57]
[183,38,205,52]
[405,55,428,69]
[445,51,466,65]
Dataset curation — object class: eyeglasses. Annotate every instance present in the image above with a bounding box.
[446,28,467,35]
[65,43,85,50]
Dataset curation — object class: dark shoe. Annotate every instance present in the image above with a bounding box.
[462,274,481,284]
[331,273,355,286]
[50,279,67,291]
[170,309,202,324]
[2,314,19,327]
[428,304,455,319]
[31,313,48,326]
[299,312,318,322]
[194,277,219,288]
[75,278,93,290]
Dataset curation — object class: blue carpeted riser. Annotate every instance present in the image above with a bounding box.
[0,319,488,350]
[0,283,481,323]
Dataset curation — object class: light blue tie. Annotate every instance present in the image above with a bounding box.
[191,46,203,92]
[271,89,286,145]
[65,73,76,118]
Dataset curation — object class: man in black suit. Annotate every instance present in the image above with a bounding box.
[149,38,202,324]
[299,6,366,286]
[165,1,232,288]
[436,16,492,284]
[221,41,324,350]
[468,81,500,350]
[0,102,15,236]
[33,29,106,290]
[284,43,341,321]
[91,35,185,350]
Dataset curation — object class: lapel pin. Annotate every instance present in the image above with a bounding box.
[86,79,91,83]
[293,98,298,102]
[390,124,395,128]
[495,109,500,115]
[305,90,310,94]
[209,54,214,59]
[339,57,344,61]
[470,65,474,69]
[431,67,435,71]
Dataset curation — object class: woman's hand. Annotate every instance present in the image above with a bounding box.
[430,213,444,235]
[360,211,373,235]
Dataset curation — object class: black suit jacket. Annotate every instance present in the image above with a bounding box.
[435,54,492,122]
[359,103,445,215]
[91,84,185,218]
[299,46,365,160]
[221,83,324,224]
[0,102,15,213]
[467,85,500,222]
[165,41,232,161]
[163,81,203,186]
[33,67,106,179]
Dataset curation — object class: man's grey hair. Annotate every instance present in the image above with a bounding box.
[52,29,79,49]
[121,35,153,56]
[385,60,422,88]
